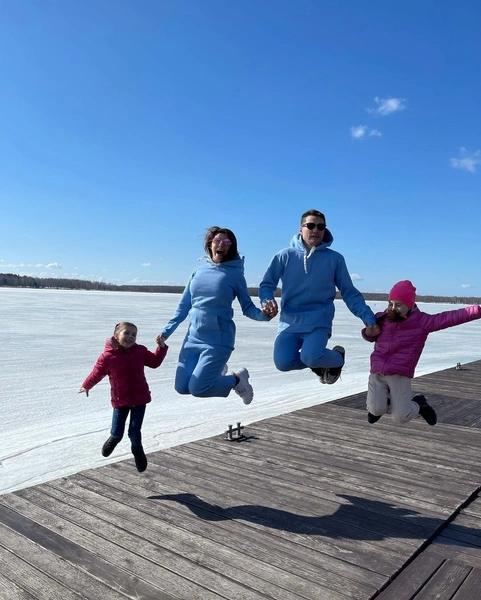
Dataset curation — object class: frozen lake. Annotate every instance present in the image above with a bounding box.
[1,288,480,495]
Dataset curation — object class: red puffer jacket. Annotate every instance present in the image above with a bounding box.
[82,338,168,408]
[362,305,481,378]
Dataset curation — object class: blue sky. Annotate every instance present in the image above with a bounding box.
[1,0,480,297]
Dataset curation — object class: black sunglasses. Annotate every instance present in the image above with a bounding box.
[302,222,326,231]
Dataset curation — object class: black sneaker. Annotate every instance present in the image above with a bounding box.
[101,436,121,457]
[367,412,382,424]
[323,346,345,385]
[131,445,148,472]
[311,366,327,384]
[413,394,437,426]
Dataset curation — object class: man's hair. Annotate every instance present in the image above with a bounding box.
[300,209,326,224]
[204,226,238,261]
[114,322,137,334]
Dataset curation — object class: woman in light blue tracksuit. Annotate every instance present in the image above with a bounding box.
[259,209,376,384]
[158,226,275,405]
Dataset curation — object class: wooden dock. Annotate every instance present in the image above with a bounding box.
[1,361,481,599]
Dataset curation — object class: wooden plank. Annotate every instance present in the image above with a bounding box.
[32,482,345,600]
[451,567,481,600]
[142,449,418,567]
[277,404,481,454]
[0,573,36,600]
[163,443,444,546]
[413,559,471,599]
[0,543,82,600]
[0,493,231,600]
[186,437,453,527]
[423,545,481,570]
[375,552,445,599]
[86,459,404,577]
[430,536,481,566]
[442,526,481,548]
[66,471,383,597]
[0,514,160,600]
[189,426,479,504]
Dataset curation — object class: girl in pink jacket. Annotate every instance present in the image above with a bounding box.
[362,281,481,427]
[79,322,168,472]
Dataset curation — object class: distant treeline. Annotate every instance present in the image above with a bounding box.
[1,272,480,305]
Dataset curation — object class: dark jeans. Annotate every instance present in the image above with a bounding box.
[110,404,146,447]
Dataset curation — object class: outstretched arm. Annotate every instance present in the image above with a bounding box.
[80,354,108,393]
[259,255,282,305]
[335,256,376,325]
[161,275,194,340]
[144,343,169,369]
[236,274,272,321]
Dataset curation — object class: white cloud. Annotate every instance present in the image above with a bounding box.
[1,262,63,269]
[350,125,368,139]
[367,96,407,116]
[450,148,481,173]
[461,284,473,289]
[351,273,363,281]
[142,262,151,267]
[350,125,381,140]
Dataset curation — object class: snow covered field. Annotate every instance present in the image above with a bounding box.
[2,288,480,495]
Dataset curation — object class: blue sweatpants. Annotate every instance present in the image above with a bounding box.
[273,329,344,372]
[175,341,237,397]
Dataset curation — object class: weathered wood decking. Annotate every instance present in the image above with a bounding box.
[1,361,481,599]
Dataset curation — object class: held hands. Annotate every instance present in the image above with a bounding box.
[78,387,89,397]
[156,333,166,347]
[262,299,279,318]
[365,323,381,337]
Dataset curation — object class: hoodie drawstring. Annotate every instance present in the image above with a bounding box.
[303,247,315,273]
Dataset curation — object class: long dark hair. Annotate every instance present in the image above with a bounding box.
[204,226,238,262]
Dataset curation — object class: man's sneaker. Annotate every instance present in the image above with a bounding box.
[131,445,148,472]
[220,364,228,376]
[367,412,382,424]
[311,366,327,384]
[233,367,253,405]
[323,346,346,385]
[101,436,121,457]
[413,394,437,426]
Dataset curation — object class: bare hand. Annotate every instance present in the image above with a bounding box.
[78,387,89,397]
[156,333,166,347]
[365,323,381,337]
[262,299,278,318]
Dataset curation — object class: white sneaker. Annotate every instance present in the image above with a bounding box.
[220,364,228,376]
[233,367,253,405]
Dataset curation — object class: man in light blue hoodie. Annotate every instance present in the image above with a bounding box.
[259,209,377,384]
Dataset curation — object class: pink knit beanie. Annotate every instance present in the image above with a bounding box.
[388,280,416,309]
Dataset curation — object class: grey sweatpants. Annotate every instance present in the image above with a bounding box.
[367,373,420,424]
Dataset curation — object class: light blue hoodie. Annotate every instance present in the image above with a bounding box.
[163,255,269,349]
[259,230,376,334]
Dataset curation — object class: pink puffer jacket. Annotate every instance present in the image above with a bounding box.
[82,338,168,408]
[362,305,481,378]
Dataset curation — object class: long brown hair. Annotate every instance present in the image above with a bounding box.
[204,226,238,261]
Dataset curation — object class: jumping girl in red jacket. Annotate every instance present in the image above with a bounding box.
[79,322,168,472]
[362,280,481,427]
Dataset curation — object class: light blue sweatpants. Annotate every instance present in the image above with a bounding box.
[175,341,236,398]
[273,329,344,372]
